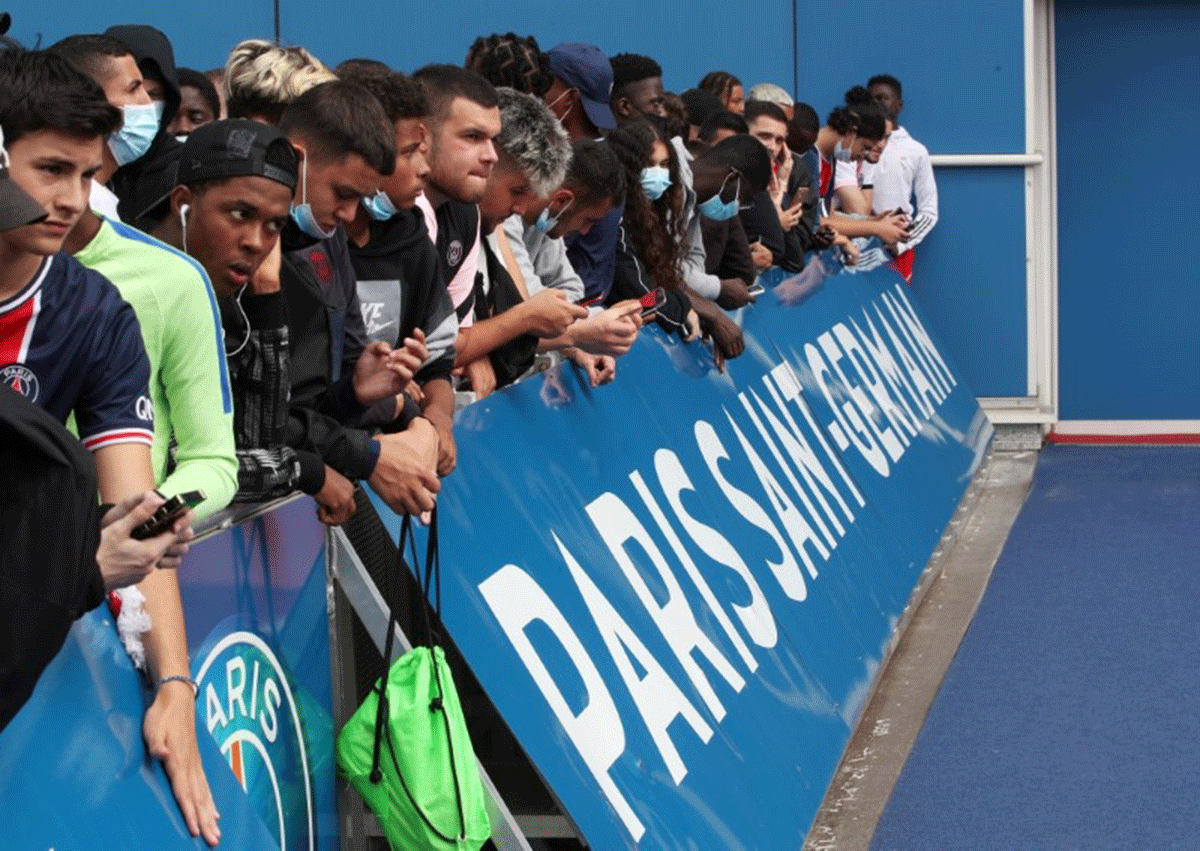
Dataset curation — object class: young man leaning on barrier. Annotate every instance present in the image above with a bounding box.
[474,87,620,389]
[276,80,441,517]
[338,60,460,476]
[0,49,215,844]
[52,35,239,524]
[504,139,646,361]
[148,119,358,525]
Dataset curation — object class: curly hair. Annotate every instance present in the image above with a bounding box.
[698,70,741,108]
[607,118,686,293]
[464,32,553,97]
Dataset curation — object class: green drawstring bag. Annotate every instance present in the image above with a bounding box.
[336,511,491,850]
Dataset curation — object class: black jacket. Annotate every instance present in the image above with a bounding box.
[105,25,183,231]
[0,385,105,731]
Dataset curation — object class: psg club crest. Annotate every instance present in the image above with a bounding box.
[195,631,316,850]
[1,363,39,402]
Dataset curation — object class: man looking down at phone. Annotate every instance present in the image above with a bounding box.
[468,87,614,391]
[147,119,355,525]
[0,49,217,845]
[337,60,460,477]
[504,139,645,362]
[274,81,440,517]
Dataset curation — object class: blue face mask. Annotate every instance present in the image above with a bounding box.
[834,139,854,162]
[640,166,671,201]
[535,197,572,235]
[108,102,162,167]
[698,171,741,222]
[363,190,398,222]
[290,156,338,240]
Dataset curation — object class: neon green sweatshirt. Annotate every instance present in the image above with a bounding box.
[74,218,237,520]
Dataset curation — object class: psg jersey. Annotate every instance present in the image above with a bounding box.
[0,253,154,451]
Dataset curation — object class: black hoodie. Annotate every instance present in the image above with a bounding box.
[348,208,457,386]
[104,25,184,231]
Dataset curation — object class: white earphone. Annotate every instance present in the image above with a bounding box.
[179,202,190,252]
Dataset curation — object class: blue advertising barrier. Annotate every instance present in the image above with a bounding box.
[367,263,991,850]
[0,497,336,850]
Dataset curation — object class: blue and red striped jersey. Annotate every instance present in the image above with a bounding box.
[0,253,154,452]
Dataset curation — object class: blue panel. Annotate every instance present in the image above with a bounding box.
[913,167,1028,397]
[2,3,274,69]
[1056,1,1200,419]
[0,498,338,851]
[366,264,990,850]
[794,0,1025,155]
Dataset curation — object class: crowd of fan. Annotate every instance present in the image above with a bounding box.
[0,20,937,844]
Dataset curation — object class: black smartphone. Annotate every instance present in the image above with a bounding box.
[747,281,766,298]
[639,287,668,319]
[131,490,206,540]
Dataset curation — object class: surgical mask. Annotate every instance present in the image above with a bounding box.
[834,140,854,162]
[697,171,740,222]
[640,166,671,201]
[363,189,398,221]
[535,197,572,235]
[174,134,189,144]
[290,156,337,240]
[108,102,162,166]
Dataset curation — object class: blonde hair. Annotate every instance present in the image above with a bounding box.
[224,39,336,124]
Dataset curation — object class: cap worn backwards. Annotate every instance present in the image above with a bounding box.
[175,119,299,191]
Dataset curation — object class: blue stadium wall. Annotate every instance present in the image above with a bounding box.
[6,0,1030,400]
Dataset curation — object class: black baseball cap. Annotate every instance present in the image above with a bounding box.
[0,127,47,232]
[176,119,299,192]
[546,43,616,132]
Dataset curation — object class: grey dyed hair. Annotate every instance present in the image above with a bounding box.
[495,86,571,198]
[746,82,794,108]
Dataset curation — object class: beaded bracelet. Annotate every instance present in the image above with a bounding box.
[157,674,199,698]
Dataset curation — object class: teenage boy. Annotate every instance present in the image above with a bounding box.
[410,64,503,395]
[609,53,668,122]
[544,44,622,304]
[867,73,938,279]
[505,139,643,359]
[55,52,238,523]
[338,61,459,475]
[148,119,356,524]
[49,34,161,223]
[0,49,215,846]
[277,80,440,516]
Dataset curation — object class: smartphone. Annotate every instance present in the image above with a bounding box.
[131,490,206,540]
[747,281,766,298]
[639,287,668,319]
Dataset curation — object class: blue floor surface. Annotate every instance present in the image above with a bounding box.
[871,446,1200,851]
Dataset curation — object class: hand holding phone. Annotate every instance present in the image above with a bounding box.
[131,490,205,540]
[639,287,668,319]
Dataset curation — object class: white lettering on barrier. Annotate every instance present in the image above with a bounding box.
[740,388,837,552]
[725,411,826,588]
[766,362,866,510]
[555,532,714,786]
[806,341,890,477]
[587,492,747,722]
[820,330,904,469]
[477,564,644,841]
[650,449,777,657]
[695,419,807,605]
[475,286,966,844]
[835,323,918,448]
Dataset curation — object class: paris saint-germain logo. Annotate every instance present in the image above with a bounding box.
[1,364,39,402]
[195,631,315,850]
